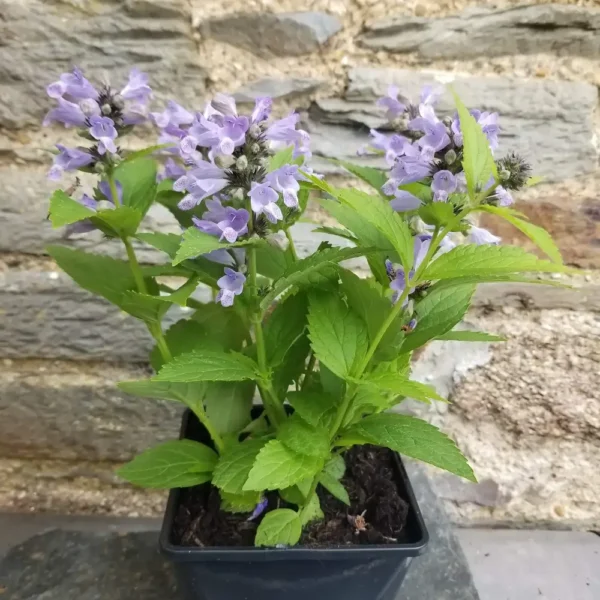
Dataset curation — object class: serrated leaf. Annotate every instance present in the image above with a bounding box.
[120,290,171,324]
[255,243,294,279]
[255,508,302,547]
[477,205,562,264]
[204,381,255,435]
[174,228,254,265]
[436,330,506,342]
[212,438,268,494]
[117,379,206,414]
[154,350,260,383]
[287,390,339,431]
[114,157,157,216]
[90,206,143,238]
[323,454,345,480]
[268,146,294,171]
[137,232,182,259]
[121,144,172,163]
[278,415,331,459]
[422,245,573,282]
[418,203,455,228]
[116,440,217,489]
[260,246,375,310]
[264,293,308,368]
[312,226,358,243]
[343,384,389,425]
[335,160,388,192]
[46,246,136,306]
[339,413,476,482]
[337,189,413,274]
[150,319,213,371]
[300,494,324,526]
[401,284,476,353]
[272,335,311,396]
[307,292,368,379]
[220,490,261,513]
[320,365,346,401]
[244,440,324,492]
[319,474,350,505]
[48,190,95,228]
[362,374,447,404]
[192,304,248,353]
[452,91,498,200]
[155,188,204,228]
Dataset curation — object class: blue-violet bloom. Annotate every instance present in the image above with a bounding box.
[431,170,457,202]
[249,181,283,223]
[216,268,246,307]
[48,145,94,180]
[89,116,118,155]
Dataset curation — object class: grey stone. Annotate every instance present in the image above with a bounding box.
[0,363,182,462]
[307,68,598,181]
[200,11,341,57]
[233,77,323,103]
[0,0,206,128]
[0,466,479,600]
[358,5,600,60]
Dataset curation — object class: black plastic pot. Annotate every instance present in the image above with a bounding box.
[160,410,429,600]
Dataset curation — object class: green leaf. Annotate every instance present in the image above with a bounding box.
[477,205,563,264]
[116,440,218,489]
[117,379,206,410]
[155,188,203,228]
[255,508,302,547]
[121,144,172,163]
[312,226,358,243]
[192,304,248,353]
[319,474,350,505]
[137,232,181,259]
[300,494,324,526]
[244,440,324,492]
[154,350,260,383]
[343,384,389,425]
[174,228,254,265]
[114,157,158,216]
[272,335,311,396]
[278,415,331,459]
[268,146,294,171]
[212,438,268,494]
[436,330,506,342]
[418,203,456,228]
[339,413,476,482]
[264,293,308,368]
[150,319,213,371]
[220,490,261,513]
[161,276,200,308]
[307,292,368,379]
[401,284,476,353]
[204,381,255,435]
[46,246,136,306]
[320,365,346,401]
[452,90,498,200]
[260,246,375,310]
[255,243,294,279]
[339,270,389,343]
[337,189,413,273]
[362,374,447,404]
[323,454,345,480]
[334,160,388,192]
[48,190,94,227]
[90,206,143,238]
[422,245,573,282]
[287,390,339,431]
[120,290,170,324]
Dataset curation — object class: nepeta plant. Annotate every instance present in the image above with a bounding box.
[45,69,571,547]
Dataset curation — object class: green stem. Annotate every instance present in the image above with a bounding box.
[285,228,298,261]
[300,351,316,391]
[196,408,225,454]
[108,171,122,208]
[123,237,148,294]
[299,476,320,519]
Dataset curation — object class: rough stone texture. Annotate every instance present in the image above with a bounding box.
[308,68,598,181]
[233,77,324,102]
[0,466,479,600]
[0,0,206,128]
[200,11,342,57]
[0,361,182,462]
[359,5,600,60]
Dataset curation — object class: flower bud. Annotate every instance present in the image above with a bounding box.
[215,154,235,169]
[249,124,261,138]
[259,156,270,168]
[251,143,261,154]
[232,187,245,201]
[499,167,511,182]
[94,163,106,175]
[444,149,457,164]
[112,95,125,110]
[443,116,453,127]
[235,155,249,171]
[101,104,112,116]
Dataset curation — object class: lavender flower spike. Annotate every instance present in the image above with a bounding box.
[251,97,272,124]
[173,160,229,210]
[216,268,246,307]
[376,85,405,120]
[468,226,501,245]
[390,190,422,212]
[192,206,250,243]
[249,182,283,223]
[431,170,457,202]
[43,98,88,128]
[266,165,301,209]
[211,93,238,117]
[494,185,514,207]
[47,68,98,101]
[120,68,152,102]
[89,116,118,155]
[48,145,94,180]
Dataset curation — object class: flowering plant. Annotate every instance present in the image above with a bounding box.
[45,69,571,547]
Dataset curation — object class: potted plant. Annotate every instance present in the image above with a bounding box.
[43,69,571,600]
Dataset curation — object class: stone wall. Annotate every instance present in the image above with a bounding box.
[0,0,598,527]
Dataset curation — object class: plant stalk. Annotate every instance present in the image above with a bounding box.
[285,228,298,261]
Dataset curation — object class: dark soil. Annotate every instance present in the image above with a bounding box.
[172,444,410,548]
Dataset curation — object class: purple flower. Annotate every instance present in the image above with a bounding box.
[265,165,301,209]
[192,205,249,243]
[468,226,501,245]
[390,190,422,212]
[211,93,238,117]
[151,101,194,129]
[369,130,409,165]
[389,234,432,304]
[376,85,406,120]
[120,68,152,103]
[65,194,99,236]
[122,101,150,126]
[186,115,249,156]
[431,170,457,202]
[89,116,118,155]
[251,97,272,123]
[420,85,443,107]
[159,158,187,181]
[494,185,514,207]
[43,98,88,128]
[48,145,94,180]
[248,497,269,521]
[409,112,450,152]
[216,268,246,307]
[249,182,282,223]
[452,110,500,150]
[47,68,98,101]
[386,143,433,186]
[97,180,123,204]
[173,160,229,210]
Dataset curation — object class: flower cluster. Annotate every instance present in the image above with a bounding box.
[44,68,152,180]
[152,93,313,306]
